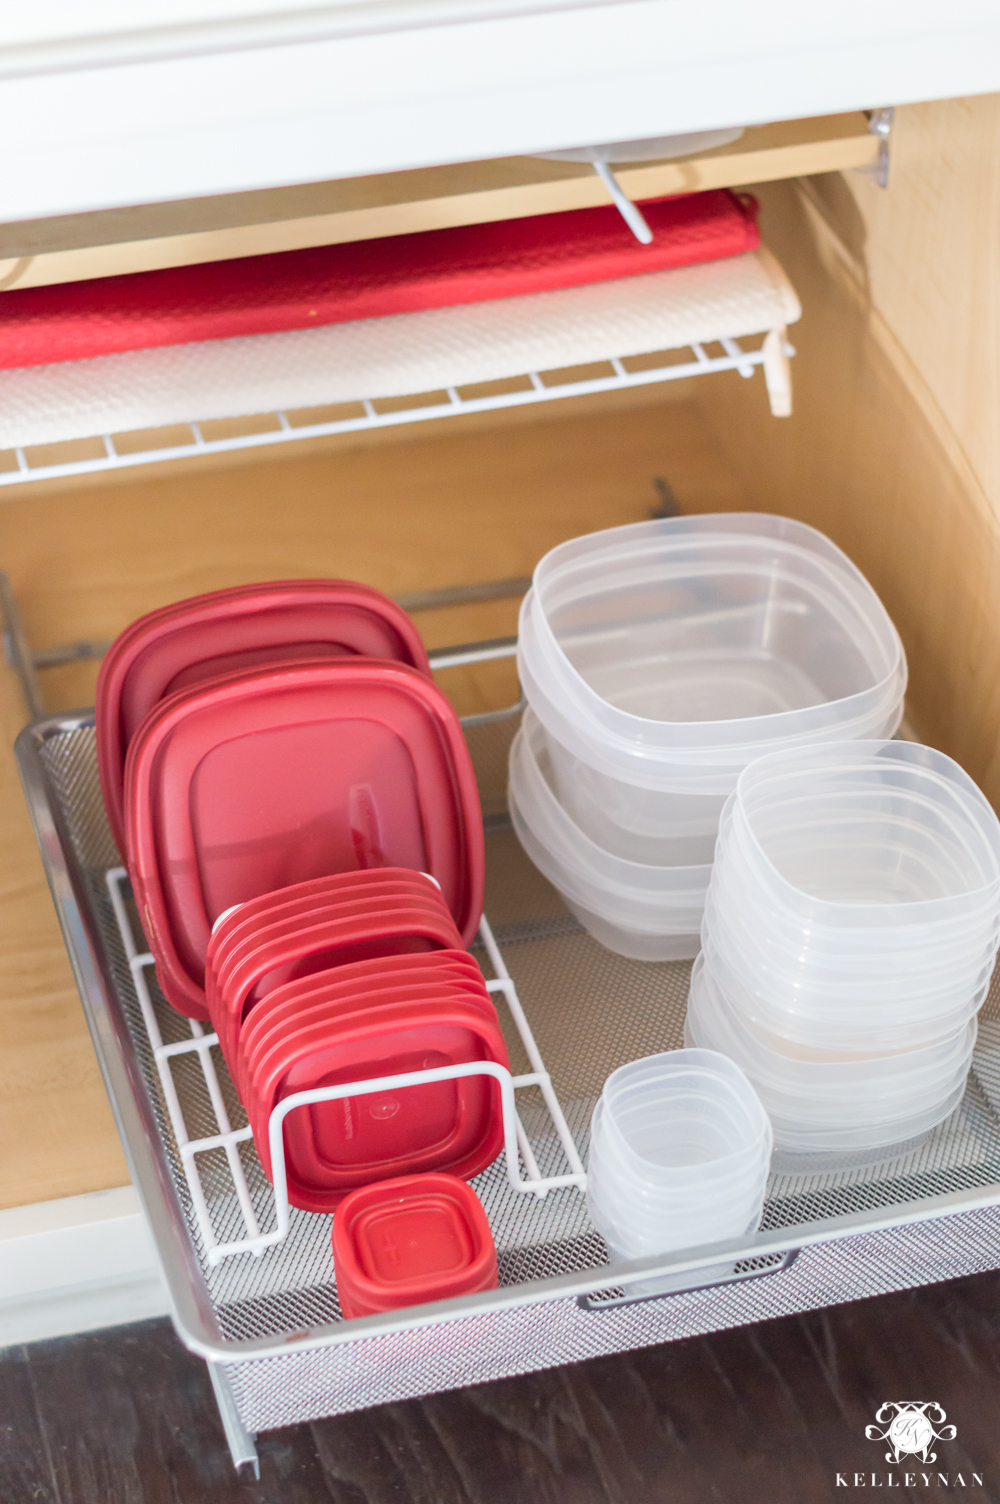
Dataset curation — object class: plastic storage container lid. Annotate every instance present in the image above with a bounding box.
[125,656,483,1019]
[331,1173,498,1319]
[238,973,498,1104]
[235,952,496,1100]
[210,880,459,1003]
[212,900,466,1066]
[208,868,444,968]
[248,997,508,1210]
[97,578,431,855]
[210,878,458,1006]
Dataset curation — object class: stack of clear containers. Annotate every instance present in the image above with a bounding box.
[511,514,907,959]
[685,740,1000,1170]
[586,1049,773,1292]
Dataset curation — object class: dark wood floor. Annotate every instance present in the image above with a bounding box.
[4,1271,1000,1503]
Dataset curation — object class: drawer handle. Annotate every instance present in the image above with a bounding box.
[577,1246,800,1312]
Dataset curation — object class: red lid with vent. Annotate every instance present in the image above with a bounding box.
[98,579,430,855]
[332,1173,498,1319]
[124,657,483,1019]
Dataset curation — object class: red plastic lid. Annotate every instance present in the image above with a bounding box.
[208,868,443,962]
[245,984,503,1122]
[236,962,497,1100]
[98,580,431,855]
[125,657,484,1019]
[248,999,507,1210]
[332,1173,498,1319]
[213,900,465,1065]
[236,950,490,1070]
[209,878,457,1015]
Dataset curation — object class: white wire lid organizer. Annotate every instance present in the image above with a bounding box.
[105,868,586,1265]
[0,247,799,486]
[17,655,1000,1466]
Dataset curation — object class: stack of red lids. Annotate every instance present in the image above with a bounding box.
[207,870,508,1210]
[97,578,431,861]
[97,580,508,1291]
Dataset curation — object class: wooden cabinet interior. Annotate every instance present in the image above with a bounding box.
[0,114,877,290]
[1,96,999,1212]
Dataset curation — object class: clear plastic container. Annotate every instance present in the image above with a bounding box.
[700,913,991,1052]
[585,1050,772,1278]
[705,865,1000,990]
[694,740,1000,1049]
[517,514,907,797]
[545,730,723,865]
[507,709,709,960]
[599,1052,771,1176]
[587,1115,769,1220]
[709,812,1000,970]
[722,742,1000,928]
[686,955,977,1118]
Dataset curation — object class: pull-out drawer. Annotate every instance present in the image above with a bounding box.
[4,137,1000,1470]
[16,687,1000,1465]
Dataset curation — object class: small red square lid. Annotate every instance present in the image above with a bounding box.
[332,1173,498,1318]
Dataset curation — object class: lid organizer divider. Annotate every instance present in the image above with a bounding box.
[105,865,585,1263]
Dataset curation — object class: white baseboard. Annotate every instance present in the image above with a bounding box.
[0,1185,171,1347]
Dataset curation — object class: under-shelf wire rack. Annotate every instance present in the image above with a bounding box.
[0,333,791,488]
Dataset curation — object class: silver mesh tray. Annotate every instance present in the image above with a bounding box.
[16,703,1000,1433]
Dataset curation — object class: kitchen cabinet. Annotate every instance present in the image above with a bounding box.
[3,2,1000,217]
[2,77,1000,1467]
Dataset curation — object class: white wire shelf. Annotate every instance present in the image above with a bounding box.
[0,335,791,488]
[106,865,587,1267]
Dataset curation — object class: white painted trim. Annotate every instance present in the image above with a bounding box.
[0,1186,170,1347]
[1,1,1000,220]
